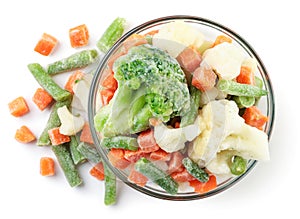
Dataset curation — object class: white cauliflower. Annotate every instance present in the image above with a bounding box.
[72,73,93,112]
[57,105,85,136]
[153,117,201,153]
[188,99,269,171]
[152,20,205,57]
[202,42,245,80]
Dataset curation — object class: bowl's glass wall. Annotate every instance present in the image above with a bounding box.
[88,15,275,200]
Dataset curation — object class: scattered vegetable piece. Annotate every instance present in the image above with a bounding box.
[52,144,82,187]
[15,125,36,143]
[34,33,58,56]
[69,136,86,165]
[28,63,71,102]
[47,49,98,75]
[8,96,30,117]
[242,106,268,130]
[64,70,85,94]
[103,162,117,205]
[32,88,53,110]
[69,24,89,48]
[90,162,105,181]
[48,127,71,146]
[97,17,126,53]
[40,157,55,176]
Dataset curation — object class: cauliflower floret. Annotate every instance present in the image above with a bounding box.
[202,42,245,80]
[153,116,201,153]
[152,21,205,57]
[57,105,85,136]
[188,99,269,169]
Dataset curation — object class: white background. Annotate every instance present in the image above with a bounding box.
[0,0,299,218]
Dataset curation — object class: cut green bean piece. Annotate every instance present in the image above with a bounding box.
[103,163,117,205]
[255,76,263,89]
[135,157,178,195]
[180,86,201,127]
[229,155,247,175]
[101,136,138,151]
[28,63,71,101]
[182,157,209,183]
[52,144,82,187]
[47,49,98,75]
[69,136,86,165]
[232,96,255,108]
[217,79,267,97]
[37,99,71,146]
[77,142,102,164]
[97,17,126,53]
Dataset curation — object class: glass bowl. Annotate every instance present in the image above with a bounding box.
[88,15,275,200]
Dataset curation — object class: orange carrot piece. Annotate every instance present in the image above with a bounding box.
[212,35,232,47]
[101,73,118,91]
[40,157,55,176]
[34,33,58,56]
[171,168,195,183]
[236,66,255,85]
[15,125,36,143]
[128,168,148,187]
[189,175,217,194]
[149,149,171,161]
[69,24,89,48]
[137,129,160,153]
[80,123,94,144]
[242,106,268,130]
[124,148,146,163]
[89,162,105,181]
[64,70,85,94]
[143,29,159,36]
[8,96,30,117]
[48,127,70,146]
[107,148,131,169]
[100,89,115,106]
[168,151,184,174]
[32,88,53,111]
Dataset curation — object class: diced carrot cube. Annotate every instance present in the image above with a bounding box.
[242,106,268,130]
[137,129,160,153]
[192,64,217,91]
[236,66,255,85]
[32,88,53,111]
[15,125,36,143]
[100,89,115,106]
[168,151,184,174]
[124,148,145,163]
[48,127,70,146]
[128,168,148,187]
[189,175,217,194]
[80,123,94,144]
[149,149,171,161]
[8,96,30,117]
[69,24,89,48]
[101,73,118,91]
[171,168,195,182]
[107,148,131,169]
[64,70,85,94]
[212,35,232,47]
[34,33,58,56]
[89,162,105,181]
[40,157,55,176]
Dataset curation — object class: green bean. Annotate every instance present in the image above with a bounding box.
[135,157,178,195]
[180,86,201,127]
[77,142,102,164]
[217,79,267,97]
[37,99,71,146]
[69,136,86,165]
[229,155,247,175]
[101,136,138,151]
[52,144,82,187]
[28,63,71,101]
[232,96,255,108]
[103,163,117,205]
[47,49,98,75]
[97,17,126,53]
[182,157,209,183]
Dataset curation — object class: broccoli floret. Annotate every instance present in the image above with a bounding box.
[94,44,191,137]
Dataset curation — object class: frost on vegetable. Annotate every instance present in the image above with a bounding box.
[94,44,191,137]
[188,99,269,173]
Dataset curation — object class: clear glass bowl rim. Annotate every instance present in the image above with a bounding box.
[88,15,275,201]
